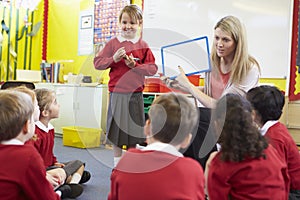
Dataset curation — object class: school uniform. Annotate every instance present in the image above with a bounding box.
[30,121,57,167]
[28,121,83,177]
[108,142,205,200]
[94,36,158,148]
[207,145,289,200]
[0,139,60,200]
[261,121,300,193]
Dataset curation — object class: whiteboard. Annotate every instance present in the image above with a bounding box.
[143,0,293,78]
[161,36,211,78]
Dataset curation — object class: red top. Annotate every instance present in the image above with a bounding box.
[265,122,300,190]
[210,70,230,99]
[108,148,205,200]
[94,37,158,93]
[208,145,289,200]
[27,125,57,168]
[0,144,60,200]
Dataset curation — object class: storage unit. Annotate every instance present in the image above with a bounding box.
[143,95,155,114]
[62,126,102,148]
[35,83,108,136]
[143,92,197,117]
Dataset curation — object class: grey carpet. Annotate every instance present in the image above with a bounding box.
[54,136,113,200]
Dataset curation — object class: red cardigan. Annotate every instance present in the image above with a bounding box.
[208,145,289,200]
[0,144,60,200]
[108,148,205,200]
[265,122,300,190]
[94,37,158,93]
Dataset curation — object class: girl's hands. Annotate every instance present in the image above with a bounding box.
[124,53,136,68]
[113,48,136,68]
[46,168,67,187]
[113,47,126,63]
[54,162,65,168]
[46,172,61,187]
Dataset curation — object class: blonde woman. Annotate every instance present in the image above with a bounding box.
[161,15,261,169]
[162,15,260,108]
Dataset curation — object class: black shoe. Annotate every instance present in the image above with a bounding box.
[79,170,91,184]
[56,184,71,199]
[67,183,83,198]
[57,183,83,199]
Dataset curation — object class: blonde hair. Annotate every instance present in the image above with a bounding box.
[34,88,55,113]
[211,15,260,83]
[11,86,36,103]
[118,4,143,24]
[0,90,34,141]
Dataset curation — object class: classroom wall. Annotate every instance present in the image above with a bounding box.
[0,0,292,93]
[46,0,106,83]
[0,2,43,80]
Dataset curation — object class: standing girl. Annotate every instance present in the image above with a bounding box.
[94,5,158,167]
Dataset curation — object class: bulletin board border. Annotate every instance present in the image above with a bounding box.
[289,0,300,101]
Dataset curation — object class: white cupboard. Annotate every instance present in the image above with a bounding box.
[35,83,108,135]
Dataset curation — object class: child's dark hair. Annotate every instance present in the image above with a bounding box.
[246,85,284,124]
[213,93,268,162]
[148,93,198,146]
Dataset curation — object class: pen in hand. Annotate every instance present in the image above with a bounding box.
[123,54,140,61]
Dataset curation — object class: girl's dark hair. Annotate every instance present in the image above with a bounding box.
[214,93,268,162]
[246,85,284,124]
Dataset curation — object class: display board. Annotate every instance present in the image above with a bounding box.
[143,0,293,78]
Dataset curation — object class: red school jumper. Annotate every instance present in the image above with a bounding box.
[0,144,60,200]
[108,148,205,200]
[265,121,300,190]
[207,145,289,200]
[27,123,57,168]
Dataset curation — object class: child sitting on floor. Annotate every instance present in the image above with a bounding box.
[27,88,91,189]
[247,85,300,199]
[108,93,205,200]
[13,86,82,199]
[0,90,60,200]
[206,93,289,199]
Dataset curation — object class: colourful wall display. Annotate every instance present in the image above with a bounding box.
[94,0,129,44]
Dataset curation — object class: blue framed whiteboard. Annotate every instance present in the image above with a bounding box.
[160,36,211,79]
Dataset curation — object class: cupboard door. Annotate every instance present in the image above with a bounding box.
[52,85,76,134]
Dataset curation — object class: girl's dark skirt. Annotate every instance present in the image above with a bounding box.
[106,92,145,148]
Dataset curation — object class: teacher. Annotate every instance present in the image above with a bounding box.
[161,15,261,168]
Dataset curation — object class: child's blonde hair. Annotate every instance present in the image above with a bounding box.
[34,88,56,113]
[118,4,143,24]
[11,86,36,102]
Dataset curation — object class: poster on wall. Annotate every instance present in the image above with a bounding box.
[78,9,94,55]
[289,0,300,101]
[94,0,130,44]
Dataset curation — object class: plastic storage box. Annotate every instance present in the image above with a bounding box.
[160,75,200,93]
[62,126,102,148]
